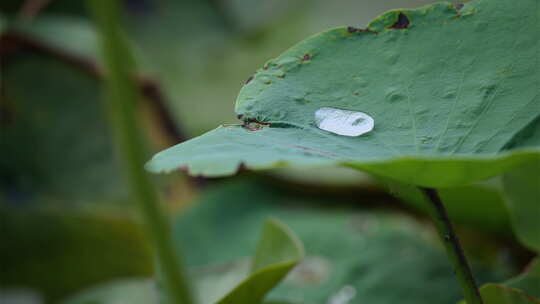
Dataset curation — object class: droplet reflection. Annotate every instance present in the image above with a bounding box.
[315,107,374,136]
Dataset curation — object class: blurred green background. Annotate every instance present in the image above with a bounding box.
[1,0,535,304]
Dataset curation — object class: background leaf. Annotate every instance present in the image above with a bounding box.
[457,258,540,304]
[384,178,512,234]
[506,258,540,299]
[62,278,157,304]
[0,207,152,303]
[458,284,539,304]
[502,160,540,252]
[174,179,511,304]
[0,54,128,206]
[61,217,304,304]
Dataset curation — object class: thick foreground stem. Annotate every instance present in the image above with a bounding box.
[420,188,483,304]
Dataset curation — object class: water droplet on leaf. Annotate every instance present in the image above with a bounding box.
[315,107,374,136]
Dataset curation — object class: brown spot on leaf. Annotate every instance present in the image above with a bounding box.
[242,118,271,131]
[347,26,376,34]
[390,12,410,29]
[236,162,248,173]
[245,75,253,84]
[301,54,311,61]
[176,165,189,172]
[453,4,464,17]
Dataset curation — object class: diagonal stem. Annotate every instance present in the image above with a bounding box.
[420,187,483,304]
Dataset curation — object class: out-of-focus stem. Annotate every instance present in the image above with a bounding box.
[88,0,194,303]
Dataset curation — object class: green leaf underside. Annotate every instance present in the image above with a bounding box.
[148,0,540,187]
[458,284,540,304]
[216,218,304,304]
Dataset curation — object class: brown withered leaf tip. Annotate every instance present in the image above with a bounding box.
[390,13,410,29]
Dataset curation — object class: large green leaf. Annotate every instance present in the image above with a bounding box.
[148,0,540,187]
[502,160,540,252]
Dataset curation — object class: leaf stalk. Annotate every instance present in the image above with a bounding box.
[420,187,483,304]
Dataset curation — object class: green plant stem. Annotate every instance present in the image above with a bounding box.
[88,0,193,303]
[420,187,483,304]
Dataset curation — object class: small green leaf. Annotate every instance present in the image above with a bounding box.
[457,284,540,304]
[216,218,304,304]
[148,0,540,187]
[502,160,540,252]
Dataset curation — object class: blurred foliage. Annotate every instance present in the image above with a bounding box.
[59,178,527,304]
[506,258,540,299]
[62,278,156,304]
[174,179,514,304]
[0,207,153,303]
[462,284,540,304]
[0,54,128,207]
[386,178,512,234]
[62,218,304,304]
